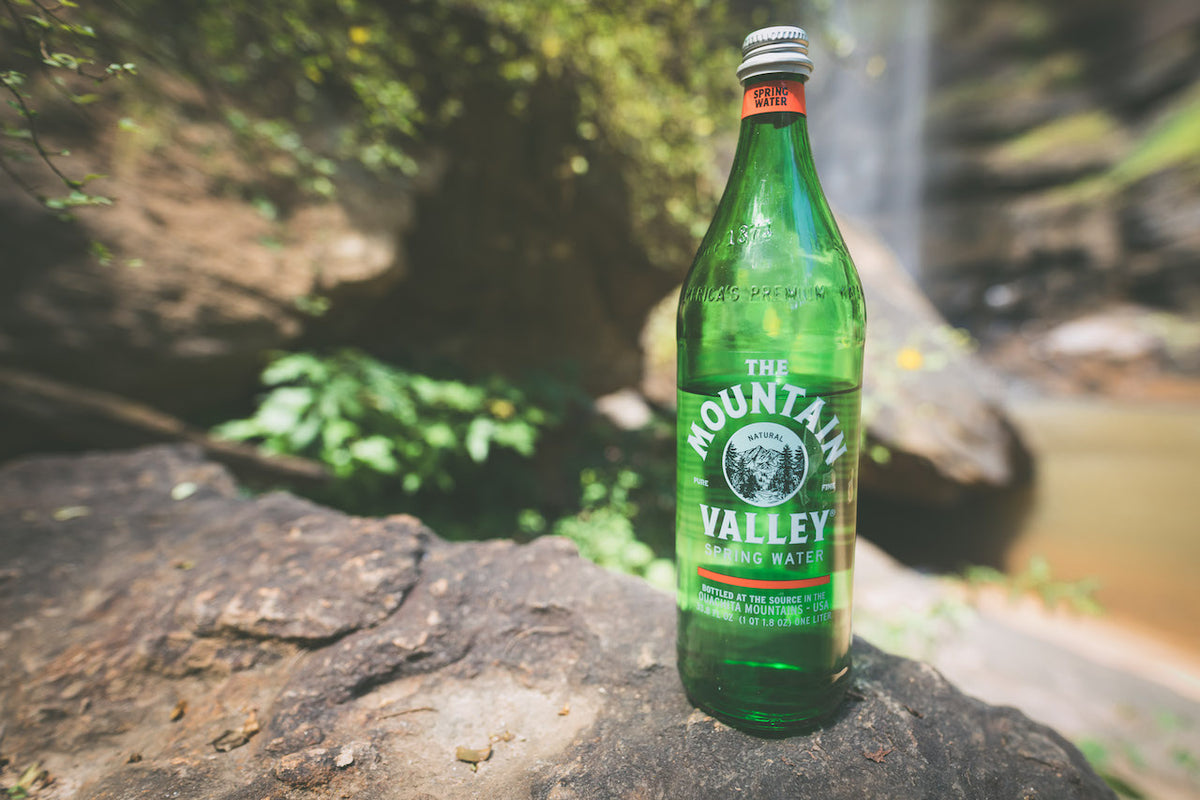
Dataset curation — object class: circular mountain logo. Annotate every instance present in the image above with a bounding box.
[721,421,809,507]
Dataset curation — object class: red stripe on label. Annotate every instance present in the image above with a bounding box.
[698,567,830,590]
[741,79,806,118]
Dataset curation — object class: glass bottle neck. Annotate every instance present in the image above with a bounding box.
[732,74,816,175]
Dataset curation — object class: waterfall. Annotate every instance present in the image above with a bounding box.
[804,0,932,277]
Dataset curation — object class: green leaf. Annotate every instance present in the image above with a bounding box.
[89,240,113,265]
[464,417,495,463]
[490,420,537,456]
[623,540,655,570]
[0,70,27,89]
[349,435,399,473]
[45,190,113,209]
[255,387,315,433]
[423,422,457,450]
[211,418,263,442]
[43,52,81,70]
[262,353,324,385]
[287,412,322,452]
[321,416,358,453]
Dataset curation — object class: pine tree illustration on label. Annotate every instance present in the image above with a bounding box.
[674,27,866,735]
[724,422,807,507]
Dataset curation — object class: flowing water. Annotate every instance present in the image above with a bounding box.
[806,0,931,276]
[1005,397,1200,657]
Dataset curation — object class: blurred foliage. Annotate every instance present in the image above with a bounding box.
[928,52,1086,120]
[994,109,1120,164]
[1053,83,1200,205]
[111,0,800,579]
[1076,738,1149,799]
[91,0,784,270]
[964,554,1103,616]
[215,349,678,587]
[0,0,136,212]
[1110,82,1200,188]
[521,466,675,591]
[5,0,802,272]
[225,109,340,198]
[854,594,974,663]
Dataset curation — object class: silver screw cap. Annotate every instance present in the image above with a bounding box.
[737,25,814,83]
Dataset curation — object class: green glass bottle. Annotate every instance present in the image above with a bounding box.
[675,26,866,735]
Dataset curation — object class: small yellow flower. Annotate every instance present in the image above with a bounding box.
[349,26,371,45]
[489,398,516,420]
[541,34,563,60]
[896,346,924,371]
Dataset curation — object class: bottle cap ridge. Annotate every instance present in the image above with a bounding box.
[737,25,814,83]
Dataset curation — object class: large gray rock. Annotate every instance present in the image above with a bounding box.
[0,447,1113,799]
[846,220,1032,505]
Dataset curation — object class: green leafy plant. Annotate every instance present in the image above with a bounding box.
[214,350,554,502]
[1,0,136,213]
[523,466,674,591]
[103,0,766,270]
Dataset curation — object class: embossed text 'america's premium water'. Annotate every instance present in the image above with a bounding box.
[675,26,866,734]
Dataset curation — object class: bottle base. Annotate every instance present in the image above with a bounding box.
[681,663,851,738]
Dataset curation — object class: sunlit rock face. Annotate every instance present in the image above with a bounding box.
[922,0,1200,338]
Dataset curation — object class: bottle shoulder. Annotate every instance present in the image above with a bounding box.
[680,211,862,303]
[676,113,865,343]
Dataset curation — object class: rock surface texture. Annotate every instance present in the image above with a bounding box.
[924,0,1200,335]
[0,447,1114,799]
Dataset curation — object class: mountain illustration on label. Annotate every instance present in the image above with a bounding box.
[721,421,809,507]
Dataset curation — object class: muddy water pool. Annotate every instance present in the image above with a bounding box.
[1005,397,1200,656]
